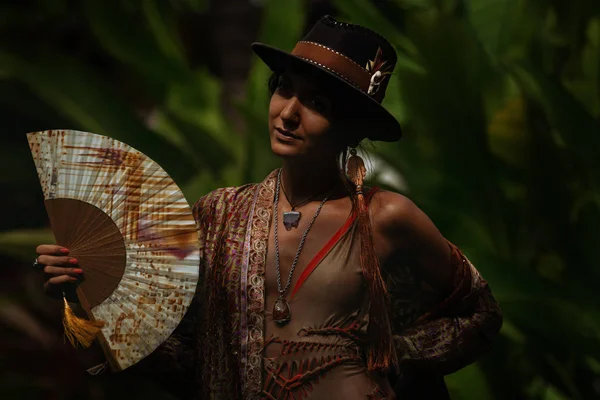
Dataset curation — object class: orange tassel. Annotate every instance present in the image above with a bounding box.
[62,295,104,348]
[346,148,397,372]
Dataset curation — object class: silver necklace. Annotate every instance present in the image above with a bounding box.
[280,184,329,230]
[272,168,330,325]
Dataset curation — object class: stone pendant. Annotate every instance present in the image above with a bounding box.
[282,211,301,231]
[273,297,291,325]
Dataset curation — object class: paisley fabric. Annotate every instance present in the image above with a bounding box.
[140,170,502,399]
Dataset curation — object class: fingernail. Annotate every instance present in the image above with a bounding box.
[73,268,83,274]
[60,248,69,254]
[69,258,78,264]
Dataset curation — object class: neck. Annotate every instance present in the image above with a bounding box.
[280,158,346,203]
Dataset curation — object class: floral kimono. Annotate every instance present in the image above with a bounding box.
[139,170,502,399]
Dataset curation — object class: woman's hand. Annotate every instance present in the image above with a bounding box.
[35,245,83,298]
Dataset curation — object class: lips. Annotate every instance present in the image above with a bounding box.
[275,127,300,140]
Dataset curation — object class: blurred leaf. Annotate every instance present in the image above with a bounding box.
[0,228,54,261]
[0,51,195,183]
[165,70,239,158]
[467,0,548,62]
[509,61,600,173]
[181,169,221,204]
[499,319,526,344]
[181,0,207,12]
[543,387,570,400]
[467,0,520,58]
[85,0,188,89]
[142,0,187,64]
[86,0,238,160]
[546,354,585,400]
[446,363,495,400]
[487,95,529,168]
[468,252,600,359]
[564,18,600,117]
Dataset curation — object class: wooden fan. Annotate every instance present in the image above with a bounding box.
[27,130,200,371]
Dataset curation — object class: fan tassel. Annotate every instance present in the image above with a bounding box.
[62,295,105,348]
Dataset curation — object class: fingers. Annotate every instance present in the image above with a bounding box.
[36,244,69,256]
[44,275,78,297]
[36,245,81,298]
[43,265,83,276]
[46,274,79,285]
[37,255,78,267]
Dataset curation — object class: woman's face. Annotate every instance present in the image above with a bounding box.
[268,71,343,162]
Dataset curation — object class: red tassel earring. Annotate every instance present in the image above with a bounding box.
[346,148,367,194]
[346,147,397,372]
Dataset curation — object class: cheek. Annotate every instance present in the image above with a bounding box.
[304,115,331,137]
[269,94,283,121]
[302,114,339,149]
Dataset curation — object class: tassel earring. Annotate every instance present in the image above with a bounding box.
[62,292,105,348]
[346,147,397,372]
[346,148,366,193]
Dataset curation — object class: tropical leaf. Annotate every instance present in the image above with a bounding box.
[0,51,195,183]
[508,61,600,173]
[85,0,189,88]
[141,0,187,64]
[446,363,495,400]
[0,229,55,261]
[467,0,547,62]
[85,0,237,157]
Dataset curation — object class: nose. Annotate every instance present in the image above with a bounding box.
[280,97,301,127]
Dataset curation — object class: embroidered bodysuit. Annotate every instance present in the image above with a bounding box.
[262,197,391,400]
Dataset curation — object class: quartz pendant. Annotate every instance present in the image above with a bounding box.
[273,297,291,325]
[282,211,301,231]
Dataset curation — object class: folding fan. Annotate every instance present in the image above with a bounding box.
[27,130,200,371]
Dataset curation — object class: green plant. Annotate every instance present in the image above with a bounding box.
[332,0,600,398]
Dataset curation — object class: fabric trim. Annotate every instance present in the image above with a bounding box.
[239,183,261,394]
[244,171,278,397]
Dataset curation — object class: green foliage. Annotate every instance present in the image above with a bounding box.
[333,0,600,398]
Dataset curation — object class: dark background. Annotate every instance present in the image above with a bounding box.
[1,0,599,399]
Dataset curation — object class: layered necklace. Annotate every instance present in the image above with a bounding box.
[280,179,330,231]
[272,168,331,325]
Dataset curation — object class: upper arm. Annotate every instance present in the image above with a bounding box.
[371,190,454,298]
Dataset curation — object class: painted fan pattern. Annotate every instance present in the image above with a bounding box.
[27,130,200,370]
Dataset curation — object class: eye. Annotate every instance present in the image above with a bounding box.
[276,76,293,96]
[308,95,331,114]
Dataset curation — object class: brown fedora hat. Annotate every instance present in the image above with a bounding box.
[252,15,402,142]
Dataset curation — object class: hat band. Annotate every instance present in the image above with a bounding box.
[291,41,371,93]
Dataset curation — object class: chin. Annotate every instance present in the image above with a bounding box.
[270,137,303,158]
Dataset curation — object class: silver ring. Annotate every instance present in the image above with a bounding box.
[33,257,45,271]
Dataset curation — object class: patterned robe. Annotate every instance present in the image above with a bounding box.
[138,170,502,399]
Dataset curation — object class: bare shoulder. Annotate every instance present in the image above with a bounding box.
[369,189,453,293]
[369,189,428,236]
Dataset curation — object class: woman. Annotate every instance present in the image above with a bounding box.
[35,16,502,399]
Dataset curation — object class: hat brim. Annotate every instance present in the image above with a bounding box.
[251,43,402,142]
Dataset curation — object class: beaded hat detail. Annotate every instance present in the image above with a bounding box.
[252,15,402,142]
